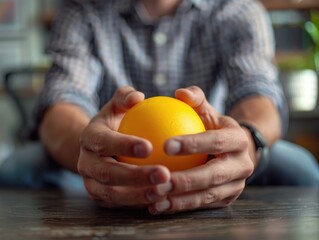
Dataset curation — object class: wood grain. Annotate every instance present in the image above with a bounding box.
[0,187,318,240]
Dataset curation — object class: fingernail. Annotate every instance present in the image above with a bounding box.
[156,182,172,195]
[186,87,196,96]
[133,143,147,157]
[166,139,181,155]
[146,189,157,202]
[155,200,170,212]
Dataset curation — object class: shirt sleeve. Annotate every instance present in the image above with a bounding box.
[33,0,102,126]
[216,0,288,135]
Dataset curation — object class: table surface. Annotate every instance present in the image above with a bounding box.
[0,187,318,240]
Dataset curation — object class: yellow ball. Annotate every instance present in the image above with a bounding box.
[117,96,207,171]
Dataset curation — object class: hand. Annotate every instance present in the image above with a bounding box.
[148,86,254,214]
[77,86,172,208]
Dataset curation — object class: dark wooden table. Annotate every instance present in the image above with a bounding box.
[0,187,318,240]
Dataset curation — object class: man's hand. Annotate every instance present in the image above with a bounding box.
[148,86,254,214]
[78,86,255,214]
[77,86,172,208]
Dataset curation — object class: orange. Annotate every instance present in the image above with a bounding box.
[117,96,207,171]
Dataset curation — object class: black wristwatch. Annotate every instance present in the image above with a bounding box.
[239,122,269,184]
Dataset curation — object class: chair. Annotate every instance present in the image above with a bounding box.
[3,67,48,143]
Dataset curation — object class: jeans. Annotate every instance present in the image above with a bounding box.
[249,141,319,186]
[0,140,318,191]
[0,142,85,192]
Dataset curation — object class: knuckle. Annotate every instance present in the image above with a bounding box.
[79,126,95,149]
[210,166,230,185]
[77,168,87,178]
[114,86,130,97]
[184,176,193,192]
[77,160,85,176]
[170,198,195,212]
[100,186,116,206]
[90,132,108,154]
[114,86,134,107]
[77,154,90,178]
[240,133,249,149]
[200,110,211,122]
[96,167,111,184]
[183,136,199,154]
[189,86,207,105]
[242,154,255,178]
[174,174,193,192]
[211,132,226,153]
[83,179,92,193]
[245,161,254,178]
[202,189,219,205]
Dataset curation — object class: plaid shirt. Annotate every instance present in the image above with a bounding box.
[35,0,288,130]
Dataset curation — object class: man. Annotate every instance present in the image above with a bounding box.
[1,0,319,214]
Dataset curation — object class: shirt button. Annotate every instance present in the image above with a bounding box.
[153,32,167,46]
[154,74,167,87]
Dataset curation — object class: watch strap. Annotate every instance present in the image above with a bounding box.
[239,122,269,184]
[239,122,267,150]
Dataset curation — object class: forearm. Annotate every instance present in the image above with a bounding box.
[40,103,90,172]
[229,96,281,167]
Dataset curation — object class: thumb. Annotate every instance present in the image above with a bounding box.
[98,86,145,130]
[111,86,145,113]
[99,86,145,116]
[175,86,220,129]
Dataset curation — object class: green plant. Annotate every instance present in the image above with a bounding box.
[304,10,319,72]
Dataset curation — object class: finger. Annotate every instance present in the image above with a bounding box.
[102,86,145,115]
[81,87,151,157]
[164,121,248,156]
[149,199,234,215]
[80,121,152,158]
[83,178,168,207]
[97,86,145,132]
[112,86,145,112]
[175,86,219,129]
[167,154,253,194]
[149,179,245,214]
[78,150,171,186]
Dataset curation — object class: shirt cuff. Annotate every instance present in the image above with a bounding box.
[225,80,289,136]
[34,89,98,127]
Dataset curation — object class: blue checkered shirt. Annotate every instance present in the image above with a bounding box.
[34,0,288,131]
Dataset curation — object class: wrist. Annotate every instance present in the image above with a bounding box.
[40,104,89,172]
[241,126,259,168]
[238,122,269,184]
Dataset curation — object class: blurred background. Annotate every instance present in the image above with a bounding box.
[0,0,318,162]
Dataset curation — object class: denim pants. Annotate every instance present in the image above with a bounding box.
[0,140,318,191]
